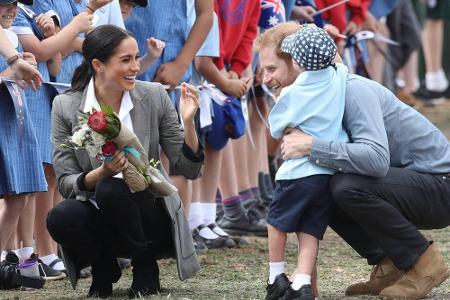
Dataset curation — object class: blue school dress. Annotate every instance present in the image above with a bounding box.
[125,0,191,83]
[31,0,87,84]
[0,32,47,196]
[12,9,54,165]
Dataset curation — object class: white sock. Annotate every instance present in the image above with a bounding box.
[201,202,217,226]
[189,202,203,230]
[292,274,311,291]
[268,261,285,284]
[40,254,65,271]
[426,70,449,92]
[15,247,34,263]
[198,225,219,240]
[0,250,7,262]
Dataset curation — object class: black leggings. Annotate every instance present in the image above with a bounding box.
[47,177,173,266]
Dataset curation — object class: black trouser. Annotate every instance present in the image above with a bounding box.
[47,177,173,278]
[329,167,450,270]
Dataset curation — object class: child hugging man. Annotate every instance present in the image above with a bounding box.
[264,25,349,300]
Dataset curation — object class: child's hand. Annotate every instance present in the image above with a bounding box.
[179,82,200,123]
[35,14,56,38]
[72,11,94,33]
[146,37,165,60]
[223,78,248,98]
[88,0,113,11]
[22,52,38,69]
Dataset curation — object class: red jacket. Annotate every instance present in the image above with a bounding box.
[213,0,261,76]
[316,0,370,34]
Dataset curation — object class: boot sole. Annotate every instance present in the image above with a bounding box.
[381,268,450,300]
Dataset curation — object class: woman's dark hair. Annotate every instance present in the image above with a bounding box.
[69,25,134,93]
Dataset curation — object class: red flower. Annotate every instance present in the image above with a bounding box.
[88,111,107,133]
[102,141,118,156]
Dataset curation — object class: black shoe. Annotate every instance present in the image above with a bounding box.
[191,228,208,255]
[281,285,314,300]
[206,223,236,248]
[247,198,268,219]
[0,252,45,290]
[128,252,160,299]
[30,253,66,281]
[266,273,290,300]
[218,212,267,237]
[195,224,235,249]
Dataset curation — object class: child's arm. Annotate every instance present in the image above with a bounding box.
[34,13,61,76]
[195,56,248,98]
[154,0,213,88]
[137,37,165,76]
[1,51,38,79]
[18,12,92,62]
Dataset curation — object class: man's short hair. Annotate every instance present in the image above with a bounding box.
[254,21,302,58]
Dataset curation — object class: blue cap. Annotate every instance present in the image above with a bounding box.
[206,97,246,151]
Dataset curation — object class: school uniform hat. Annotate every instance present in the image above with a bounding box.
[0,0,33,5]
[206,97,246,151]
[280,25,337,71]
[132,0,147,7]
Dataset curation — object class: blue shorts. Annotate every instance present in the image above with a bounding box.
[267,175,332,239]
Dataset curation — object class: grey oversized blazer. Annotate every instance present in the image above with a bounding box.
[51,81,202,280]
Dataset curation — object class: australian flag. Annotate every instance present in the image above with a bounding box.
[259,0,286,29]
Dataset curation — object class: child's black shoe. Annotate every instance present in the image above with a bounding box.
[280,284,314,300]
[266,273,290,300]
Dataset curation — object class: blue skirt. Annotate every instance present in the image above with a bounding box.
[24,85,54,164]
[0,85,48,196]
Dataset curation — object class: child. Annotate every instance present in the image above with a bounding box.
[118,0,165,75]
[265,25,348,300]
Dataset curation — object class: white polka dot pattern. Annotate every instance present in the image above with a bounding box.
[280,25,337,71]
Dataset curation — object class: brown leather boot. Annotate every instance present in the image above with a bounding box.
[345,257,403,296]
[380,243,450,300]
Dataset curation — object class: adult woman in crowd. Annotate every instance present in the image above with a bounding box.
[46,25,203,298]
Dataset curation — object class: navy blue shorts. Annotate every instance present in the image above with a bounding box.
[267,175,332,239]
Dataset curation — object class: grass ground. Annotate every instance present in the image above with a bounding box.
[1,103,450,300]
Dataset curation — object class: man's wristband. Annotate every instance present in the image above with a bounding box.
[86,5,95,13]
[6,53,23,66]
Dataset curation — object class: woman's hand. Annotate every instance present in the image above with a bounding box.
[179,82,200,124]
[100,150,129,177]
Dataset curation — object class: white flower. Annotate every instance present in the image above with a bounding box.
[85,143,102,157]
[71,125,90,146]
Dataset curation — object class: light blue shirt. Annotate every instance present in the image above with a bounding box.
[125,0,190,82]
[31,0,87,84]
[269,63,349,181]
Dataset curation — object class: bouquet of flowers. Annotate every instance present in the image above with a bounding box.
[63,104,178,196]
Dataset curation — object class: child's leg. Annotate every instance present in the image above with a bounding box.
[0,194,29,251]
[292,232,318,290]
[267,224,287,283]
